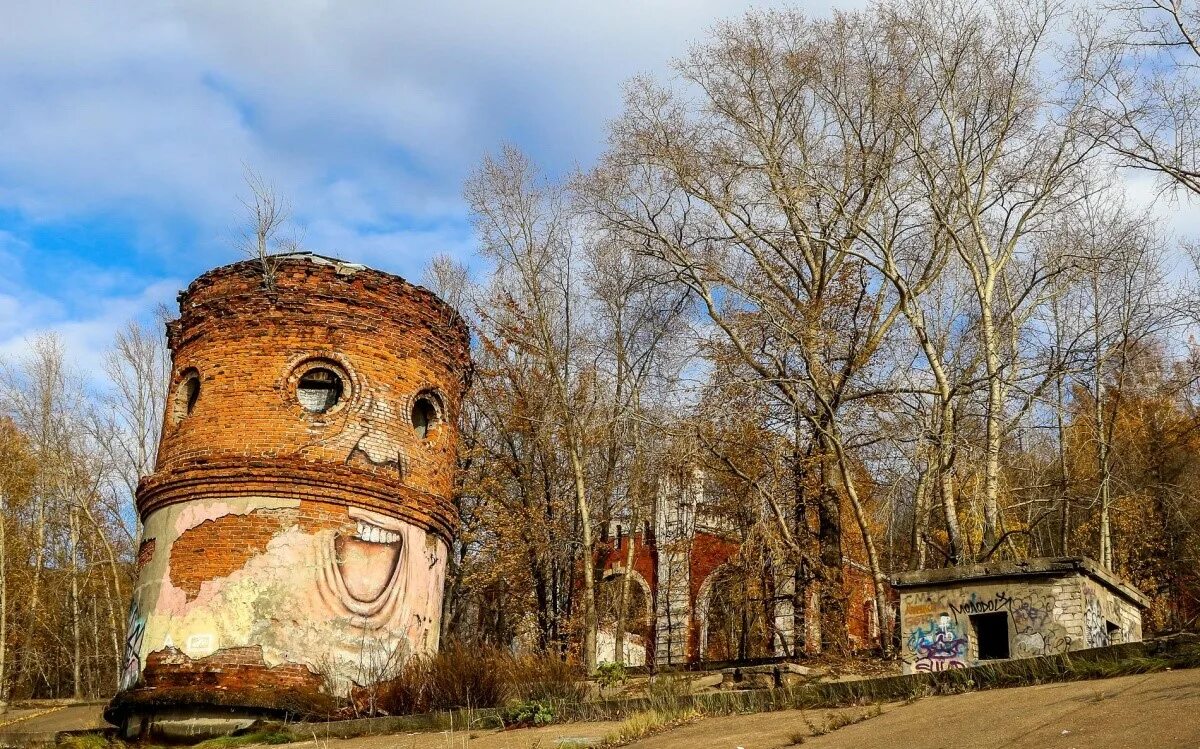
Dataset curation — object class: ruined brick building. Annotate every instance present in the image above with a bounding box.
[595,468,879,668]
[107,254,470,736]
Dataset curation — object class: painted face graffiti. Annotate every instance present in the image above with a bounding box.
[329,507,407,610]
[122,498,448,694]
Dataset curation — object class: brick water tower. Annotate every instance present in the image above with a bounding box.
[107,253,470,737]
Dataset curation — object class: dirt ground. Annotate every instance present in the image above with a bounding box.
[796,667,1200,749]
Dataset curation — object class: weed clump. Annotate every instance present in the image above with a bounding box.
[377,641,585,716]
[501,698,557,727]
[599,707,699,746]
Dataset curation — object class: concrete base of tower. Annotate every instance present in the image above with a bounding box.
[116,706,270,743]
[106,678,337,743]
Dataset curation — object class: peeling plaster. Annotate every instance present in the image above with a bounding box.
[128,495,446,692]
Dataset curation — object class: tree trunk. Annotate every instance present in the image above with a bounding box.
[69,508,82,700]
[910,459,931,570]
[814,448,848,655]
[1055,365,1071,556]
[981,339,1004,554]
[14,489,46,698]
[938,399,964,564]
[568,433,598,671]
[1096,384,1113,569]
[613,513,637,665]
[77,499,125,688]
[0,490,8,708]
[829,433,893,654]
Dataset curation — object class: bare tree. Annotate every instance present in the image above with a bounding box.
[582,232,690,664]
[583,6,928,652]
[466,147,605,669]
[1058,193,1171,567]
[238,167,299,291]
[1080,0,1200,195]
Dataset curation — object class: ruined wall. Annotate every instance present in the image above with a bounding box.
[114,255,470,716]
[898,574,1143,674]
[598,528,877,666]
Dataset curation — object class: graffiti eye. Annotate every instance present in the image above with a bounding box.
[295,364,347,414]
[411,392,443,439]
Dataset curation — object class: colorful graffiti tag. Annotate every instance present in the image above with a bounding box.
[903,587,1077,671]
[908,614,968,671]
[119,597,146,691]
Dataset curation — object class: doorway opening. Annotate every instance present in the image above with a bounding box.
[970,612,1010,660]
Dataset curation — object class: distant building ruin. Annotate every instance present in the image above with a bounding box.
[107,254,470,737]
[596,468,879,668]
[892,557,1147,674]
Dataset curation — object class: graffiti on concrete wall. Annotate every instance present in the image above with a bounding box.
[902,586,1074,672]
[949,591,1013,617]
[908,614,968,671]
[1081,581,1139,648]
[1084,591,1109,648]
[1010,590,1071,657]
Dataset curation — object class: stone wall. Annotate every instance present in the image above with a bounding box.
[113,255,470,720]
[898,571,1143,674]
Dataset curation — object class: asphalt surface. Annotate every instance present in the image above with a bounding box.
[2,667,1197,748]
[0,703,107,744]
[282,668,1200,749]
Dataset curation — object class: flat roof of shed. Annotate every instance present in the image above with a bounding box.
[890,556,1149,609]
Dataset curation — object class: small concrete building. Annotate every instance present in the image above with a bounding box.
[892,557,1148,674]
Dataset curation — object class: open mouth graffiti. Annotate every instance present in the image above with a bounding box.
[321,507,409,621]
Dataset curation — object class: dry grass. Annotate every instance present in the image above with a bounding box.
[505,652,589,703]
[378,642,585,716]
[598,707,700,747]
[380,641,507,713]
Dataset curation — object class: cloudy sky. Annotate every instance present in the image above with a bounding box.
[1,0,1194,375]
[3,0,817,370]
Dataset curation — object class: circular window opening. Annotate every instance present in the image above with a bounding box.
[297,367,344,413]
[171,371,201,425]
[411,394,442,439]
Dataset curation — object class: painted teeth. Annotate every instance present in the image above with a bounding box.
[355,521,400,544]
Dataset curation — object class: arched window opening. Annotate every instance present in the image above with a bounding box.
[172,370,201,425]
[411,393,442,439]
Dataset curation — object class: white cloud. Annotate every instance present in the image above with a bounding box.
[0,0,859,373]
[0,278,181,379]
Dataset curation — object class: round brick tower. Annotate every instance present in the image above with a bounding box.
[108,253,470,736]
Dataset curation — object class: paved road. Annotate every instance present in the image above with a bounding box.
[4,668,1198,748]
[628,668,1200,749]
[796,667,1200,749]
[281,668,1200,749]
[0,703,106,744]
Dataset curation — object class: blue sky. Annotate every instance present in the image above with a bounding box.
[1,0,1195,376]
[1,0,809,371]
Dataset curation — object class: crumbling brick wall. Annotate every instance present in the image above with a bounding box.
[110,254,470,722]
